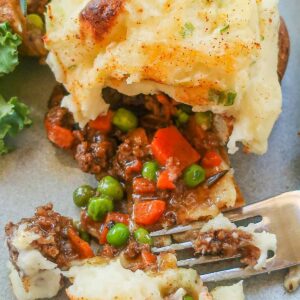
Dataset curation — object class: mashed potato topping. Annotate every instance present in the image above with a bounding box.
[45,0,281,154]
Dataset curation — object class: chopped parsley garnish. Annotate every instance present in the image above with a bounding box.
[220,24,230,34]
[180,22,195,38]
[208,89,226,104]
[208,89,237,106]
[225,92,237,106]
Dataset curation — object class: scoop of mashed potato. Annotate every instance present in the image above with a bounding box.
[7,224,61,300]
[211,281,245,300]
[45,0,281,154]
[65,258,211,300]
[64,258,245,300]
[202,214,277,270]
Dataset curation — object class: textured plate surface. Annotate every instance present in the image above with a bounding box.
[0,1,300,299]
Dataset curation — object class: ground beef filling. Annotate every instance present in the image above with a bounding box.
[5,203,80,268]
[193,229,260,266]
[45,86,241,228]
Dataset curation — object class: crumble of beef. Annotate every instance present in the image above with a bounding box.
[5,203,80,268]
[193,229,260,266]
[110,128,150,180]
[74,136,114,175]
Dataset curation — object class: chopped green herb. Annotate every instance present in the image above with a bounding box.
[220,24,230,34]
[180,22,195,38]
[225,92,237,106]
[208,89,237,107]
[208,89,226,104]
[68,64,77,70]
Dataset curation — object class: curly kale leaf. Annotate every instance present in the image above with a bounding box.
[0,22,22,76]
[0,94,32,155]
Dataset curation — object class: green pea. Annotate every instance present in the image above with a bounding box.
[183,296,194,300]
[183,164,206,188]
[79,230,91,243]
[27,14,44,31]
[112,108,138,132]
[134,228,153,245]
[142,161,159,181]
[107,223,130,247]
[73,185,96,207]
[97,176,124,201]
[87,195,114,221]
[176,110,190,125]
[195,112,213,130]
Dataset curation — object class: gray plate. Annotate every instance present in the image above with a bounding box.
[0,1,300,299]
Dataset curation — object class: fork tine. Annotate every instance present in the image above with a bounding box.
[150,223,203,237]
[152,241,193,253]
[150,191,300,282]
[201,267,251,282]
[177,254,241,267]
[151,202,265,238]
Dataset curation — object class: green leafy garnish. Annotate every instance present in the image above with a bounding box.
[208,89,237,106]
[180,22,195,38]
[220,24,230,34]
[0,95,32,155]
[0,22,22,76]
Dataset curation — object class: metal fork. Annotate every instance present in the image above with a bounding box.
[150,191,300,282]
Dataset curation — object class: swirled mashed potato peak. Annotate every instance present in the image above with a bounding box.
[45,0,281,154]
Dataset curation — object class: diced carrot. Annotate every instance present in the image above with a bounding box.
[202,150,222,168]
[141,250,157,266]
[88,110,113,133]
[105,212,130,224]
[68,228,94,259]
[45,119,74,149]
[128,128,149,145]
[151,126,200,171]
[125,160,143,177]
[134,200,166,226]
[99,212,129,244]
[156,94,169,104]
[157,170,176,190]
[133,177,156,194]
